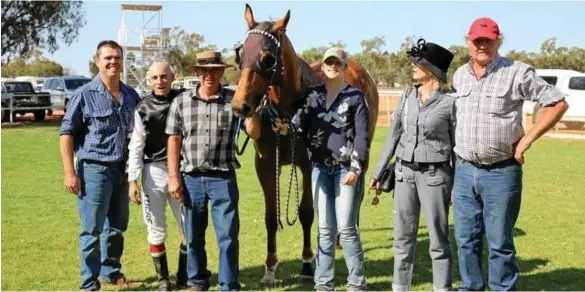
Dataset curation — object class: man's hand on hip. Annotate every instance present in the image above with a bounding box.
[513,138,532,164]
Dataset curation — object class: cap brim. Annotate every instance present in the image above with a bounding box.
[468,32,498,41]
[322,55,346,65]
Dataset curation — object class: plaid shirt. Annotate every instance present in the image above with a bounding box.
[165,86,240,173]
[452,55,564,165]
[59,76,140,163]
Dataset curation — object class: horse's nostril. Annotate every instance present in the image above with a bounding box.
[241,104,252,117]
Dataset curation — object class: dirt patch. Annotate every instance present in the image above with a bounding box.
[1,111,65,128]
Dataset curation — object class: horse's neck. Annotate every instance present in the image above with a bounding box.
[275,37,322,116]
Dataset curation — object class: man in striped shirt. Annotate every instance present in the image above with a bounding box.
[59,40,142,290]
[451,18,568,291]
[165,51,242,291]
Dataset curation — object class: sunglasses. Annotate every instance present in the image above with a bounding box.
[370,190,382,206]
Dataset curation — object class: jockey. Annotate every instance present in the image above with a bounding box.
[127,61,187,291]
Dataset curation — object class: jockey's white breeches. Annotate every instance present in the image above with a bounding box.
[141,161,184,246]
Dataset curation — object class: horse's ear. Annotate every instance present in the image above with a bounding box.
[244,3,257,30]
[271,9,290,35]
[235,44,243,65]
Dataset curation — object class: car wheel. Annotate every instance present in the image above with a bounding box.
[34,110,46,121]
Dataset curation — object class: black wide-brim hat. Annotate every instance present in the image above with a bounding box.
[407,38,454,83]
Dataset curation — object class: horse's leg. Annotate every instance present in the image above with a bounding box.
[298,161,315,282]
[256,153,280,285]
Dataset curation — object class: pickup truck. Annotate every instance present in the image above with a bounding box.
[1,81,52,122]
[526,69,585,130]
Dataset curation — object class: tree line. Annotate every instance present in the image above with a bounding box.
[2,1,583,89]
[88,28,585,89]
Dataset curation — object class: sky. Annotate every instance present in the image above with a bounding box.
[42,1,585,77]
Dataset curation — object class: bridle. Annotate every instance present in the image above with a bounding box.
[236,23,285,88]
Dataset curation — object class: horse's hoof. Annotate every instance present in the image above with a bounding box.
[260,270,277,286]
[299,262,314,283]
[299,274,314,284]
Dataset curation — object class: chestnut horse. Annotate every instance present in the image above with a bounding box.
[232,4,379,285]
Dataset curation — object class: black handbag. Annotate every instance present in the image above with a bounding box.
[376,161,396,193]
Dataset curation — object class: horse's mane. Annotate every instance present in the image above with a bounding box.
[277,32,323,112]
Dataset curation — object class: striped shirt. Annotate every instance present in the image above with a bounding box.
[59,76,140,163]
[165,85,240,174]
[451,55,564,165]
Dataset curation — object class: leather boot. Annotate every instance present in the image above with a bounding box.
[176,244,188,289]
[153,253,172,291]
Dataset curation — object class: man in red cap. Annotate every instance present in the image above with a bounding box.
[451,17,568,291]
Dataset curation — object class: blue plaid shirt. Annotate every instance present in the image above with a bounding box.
[59,76,140,163]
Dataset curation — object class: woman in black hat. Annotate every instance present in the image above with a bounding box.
[369,38,456,291]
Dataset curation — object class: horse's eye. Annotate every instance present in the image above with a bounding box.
[259,52,276,71]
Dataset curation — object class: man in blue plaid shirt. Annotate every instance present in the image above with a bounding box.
[59,40,141,291]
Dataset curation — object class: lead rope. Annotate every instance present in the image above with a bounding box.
[275,133,284,231]
[285,126,300,226]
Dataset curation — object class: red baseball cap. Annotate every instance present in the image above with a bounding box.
[468,17,500,40]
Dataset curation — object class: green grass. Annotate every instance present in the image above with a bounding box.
[2,123,585,291]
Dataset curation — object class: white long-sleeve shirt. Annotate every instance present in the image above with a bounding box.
[127,110,146,182]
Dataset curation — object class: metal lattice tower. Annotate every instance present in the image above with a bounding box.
[118,4,170,92]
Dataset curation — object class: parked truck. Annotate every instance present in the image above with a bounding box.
[1,81,52,122]
[527,69,585,130]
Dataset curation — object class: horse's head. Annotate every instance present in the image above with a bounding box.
[232,4,291,118]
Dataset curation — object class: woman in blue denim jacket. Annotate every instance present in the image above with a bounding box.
[275,47,369,291]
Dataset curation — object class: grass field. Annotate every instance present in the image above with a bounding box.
[2,121,585,291]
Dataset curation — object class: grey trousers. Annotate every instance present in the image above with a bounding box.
[392,160,453,291]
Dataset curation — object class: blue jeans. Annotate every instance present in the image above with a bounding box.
[182,170,240,291]
[453,159,522,291]
[76,160,129,290]
[312,163,366,291]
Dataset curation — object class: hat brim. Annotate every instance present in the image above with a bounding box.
[195,64,234,68]
[410,56,448,84]
[468,32,499,41]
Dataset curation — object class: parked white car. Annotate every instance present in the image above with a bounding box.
[526,69,585,129]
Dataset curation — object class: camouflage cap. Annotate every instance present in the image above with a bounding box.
[322,47,349,66]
